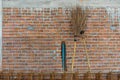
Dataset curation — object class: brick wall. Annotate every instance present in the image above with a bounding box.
[2,8,120,73]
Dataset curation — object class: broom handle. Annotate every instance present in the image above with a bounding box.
[71,38,91,72]
[83,38,91,73]
[71,41,76,71]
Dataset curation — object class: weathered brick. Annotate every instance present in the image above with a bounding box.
[2,7,120,73]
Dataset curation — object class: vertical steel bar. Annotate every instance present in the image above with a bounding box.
[0,72,3,80]
[50,72,55,80]
[62,72,66,80]
[106,72,112,80]
[73,72,79,80]
[118,74,120,80]
[17,72,22,80]
[30,72,33,80]
[38,73,43,80]
[9,71,13,80]
[6,73,10,80]
[84,72,91,80]
[95,72,102,80]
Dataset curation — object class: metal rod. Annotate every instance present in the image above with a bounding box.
[61,41,67,71]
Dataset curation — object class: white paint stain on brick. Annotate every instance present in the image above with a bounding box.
[106,8,120,28]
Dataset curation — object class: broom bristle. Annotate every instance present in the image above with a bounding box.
[71,6,88,36]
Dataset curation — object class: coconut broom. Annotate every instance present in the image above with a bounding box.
[71,6,91,72]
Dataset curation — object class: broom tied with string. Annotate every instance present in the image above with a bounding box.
[71,7,87,37]
[71,6,91,73]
